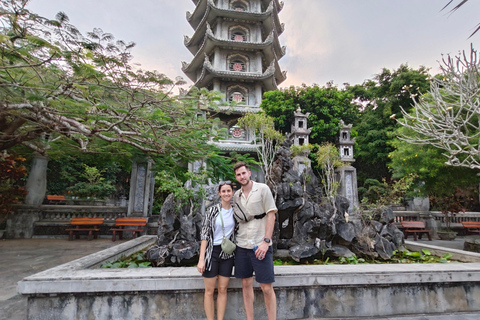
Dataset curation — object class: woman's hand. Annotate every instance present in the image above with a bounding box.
[197,260,205,273]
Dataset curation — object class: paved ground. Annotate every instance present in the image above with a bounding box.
[0,237,127,320]
[0,236,475,320]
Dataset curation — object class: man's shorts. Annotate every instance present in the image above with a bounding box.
[203,245,234,278]
[234,246,275,283]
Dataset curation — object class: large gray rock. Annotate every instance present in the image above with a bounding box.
[147,193,202,266]
[337,222,356,242]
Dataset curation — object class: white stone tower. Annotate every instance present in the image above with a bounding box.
[335,120,359,212]
[182,0,286,156]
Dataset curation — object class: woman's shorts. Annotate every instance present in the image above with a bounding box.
[203,245,234,278]
[234,246,274,284]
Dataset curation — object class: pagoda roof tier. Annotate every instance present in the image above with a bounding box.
[191,0,284,13]
[193,58,285,91]
[185,17,283,56]
[218,105,261,114]
[182,26,286,82]
[187,0,284,36]
[210,141,260,152]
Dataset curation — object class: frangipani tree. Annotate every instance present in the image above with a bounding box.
[237,112,284,187]
[396,45,480,170]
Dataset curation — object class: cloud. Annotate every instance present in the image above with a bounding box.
[25,0,480,89]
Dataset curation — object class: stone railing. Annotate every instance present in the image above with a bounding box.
[394,211,480,229]
[16,204,128,223]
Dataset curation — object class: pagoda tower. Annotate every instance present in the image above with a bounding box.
[182,0,287,158]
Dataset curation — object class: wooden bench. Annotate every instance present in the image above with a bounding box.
[401,221,432,241]
[110,217,147,242]
[65,217,104,241]
[461,221,480,235]
[46,195,66,204]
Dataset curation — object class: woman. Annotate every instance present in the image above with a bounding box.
[197,181,236,320]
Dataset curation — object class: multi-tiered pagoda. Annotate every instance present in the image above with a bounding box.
[182,0,286,157]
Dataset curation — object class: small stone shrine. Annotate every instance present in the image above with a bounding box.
[290,106,312,175]
[335,120,359,212]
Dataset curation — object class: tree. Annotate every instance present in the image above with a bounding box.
[0,0,219,161]
[237,112,284,187]
[316,142,343,201]
[390,126,479,210]
[351,65,430,185]
[396,45,480,170]
[261,83,358,145]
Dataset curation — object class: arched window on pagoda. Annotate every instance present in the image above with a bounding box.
[227,54,248,72]
[229,59,246,72]
[230,0,249,11]
[230,26,248,42]
[228,86,248,104]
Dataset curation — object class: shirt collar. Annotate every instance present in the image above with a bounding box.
[238,180,258,196]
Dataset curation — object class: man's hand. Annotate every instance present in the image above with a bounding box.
[255,241,269,260]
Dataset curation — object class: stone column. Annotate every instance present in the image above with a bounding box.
[335,166,359,213]
[25,153,48,206]
[128,160,154,217]
[255,51,263,73]
[214,47,222,70]
[255,82,262,106]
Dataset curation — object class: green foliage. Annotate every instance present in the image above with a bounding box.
[153,168,208,214]
[290,144,314,157]
[261,83,358,145]
[390,126,479,208]
[45,152,129,197]
[359,174,417,207]
[388,249,453,264]
[315,143,344,199]
[101,251,152,269]
[237,112,284,186]
[0,1,220,162]
[272,249,454,265]
[351,65,430,185]
[67,165,116,199]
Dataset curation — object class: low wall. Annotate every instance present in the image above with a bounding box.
[18,236,480,319]
[7,205,158,238]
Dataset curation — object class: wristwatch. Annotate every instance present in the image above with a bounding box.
[264,238,271,244]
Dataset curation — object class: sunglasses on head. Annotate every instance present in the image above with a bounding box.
[219,180,232,186]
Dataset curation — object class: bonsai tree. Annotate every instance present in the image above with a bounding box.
[67,165,115,200]
[430,193,465,233]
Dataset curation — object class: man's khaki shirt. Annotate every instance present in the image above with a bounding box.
[233,181,277,249]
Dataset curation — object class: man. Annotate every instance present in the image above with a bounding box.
[232,162,277,320]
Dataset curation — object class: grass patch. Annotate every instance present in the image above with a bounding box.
[273,249,455,266]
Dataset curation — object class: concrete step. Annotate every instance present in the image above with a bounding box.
[305,312,480,320]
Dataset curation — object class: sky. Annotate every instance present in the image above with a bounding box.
[26,0,480,89]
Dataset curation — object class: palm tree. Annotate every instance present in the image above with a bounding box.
[443,0,479,37]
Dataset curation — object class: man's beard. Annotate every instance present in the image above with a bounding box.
[240,178,251,187]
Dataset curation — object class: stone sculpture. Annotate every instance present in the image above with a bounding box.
[272,140,404,262]
[147,139,404,266]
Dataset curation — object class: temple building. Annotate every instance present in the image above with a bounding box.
[182,0,287,157]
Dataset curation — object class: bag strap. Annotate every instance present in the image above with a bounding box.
[217,204,226,237]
